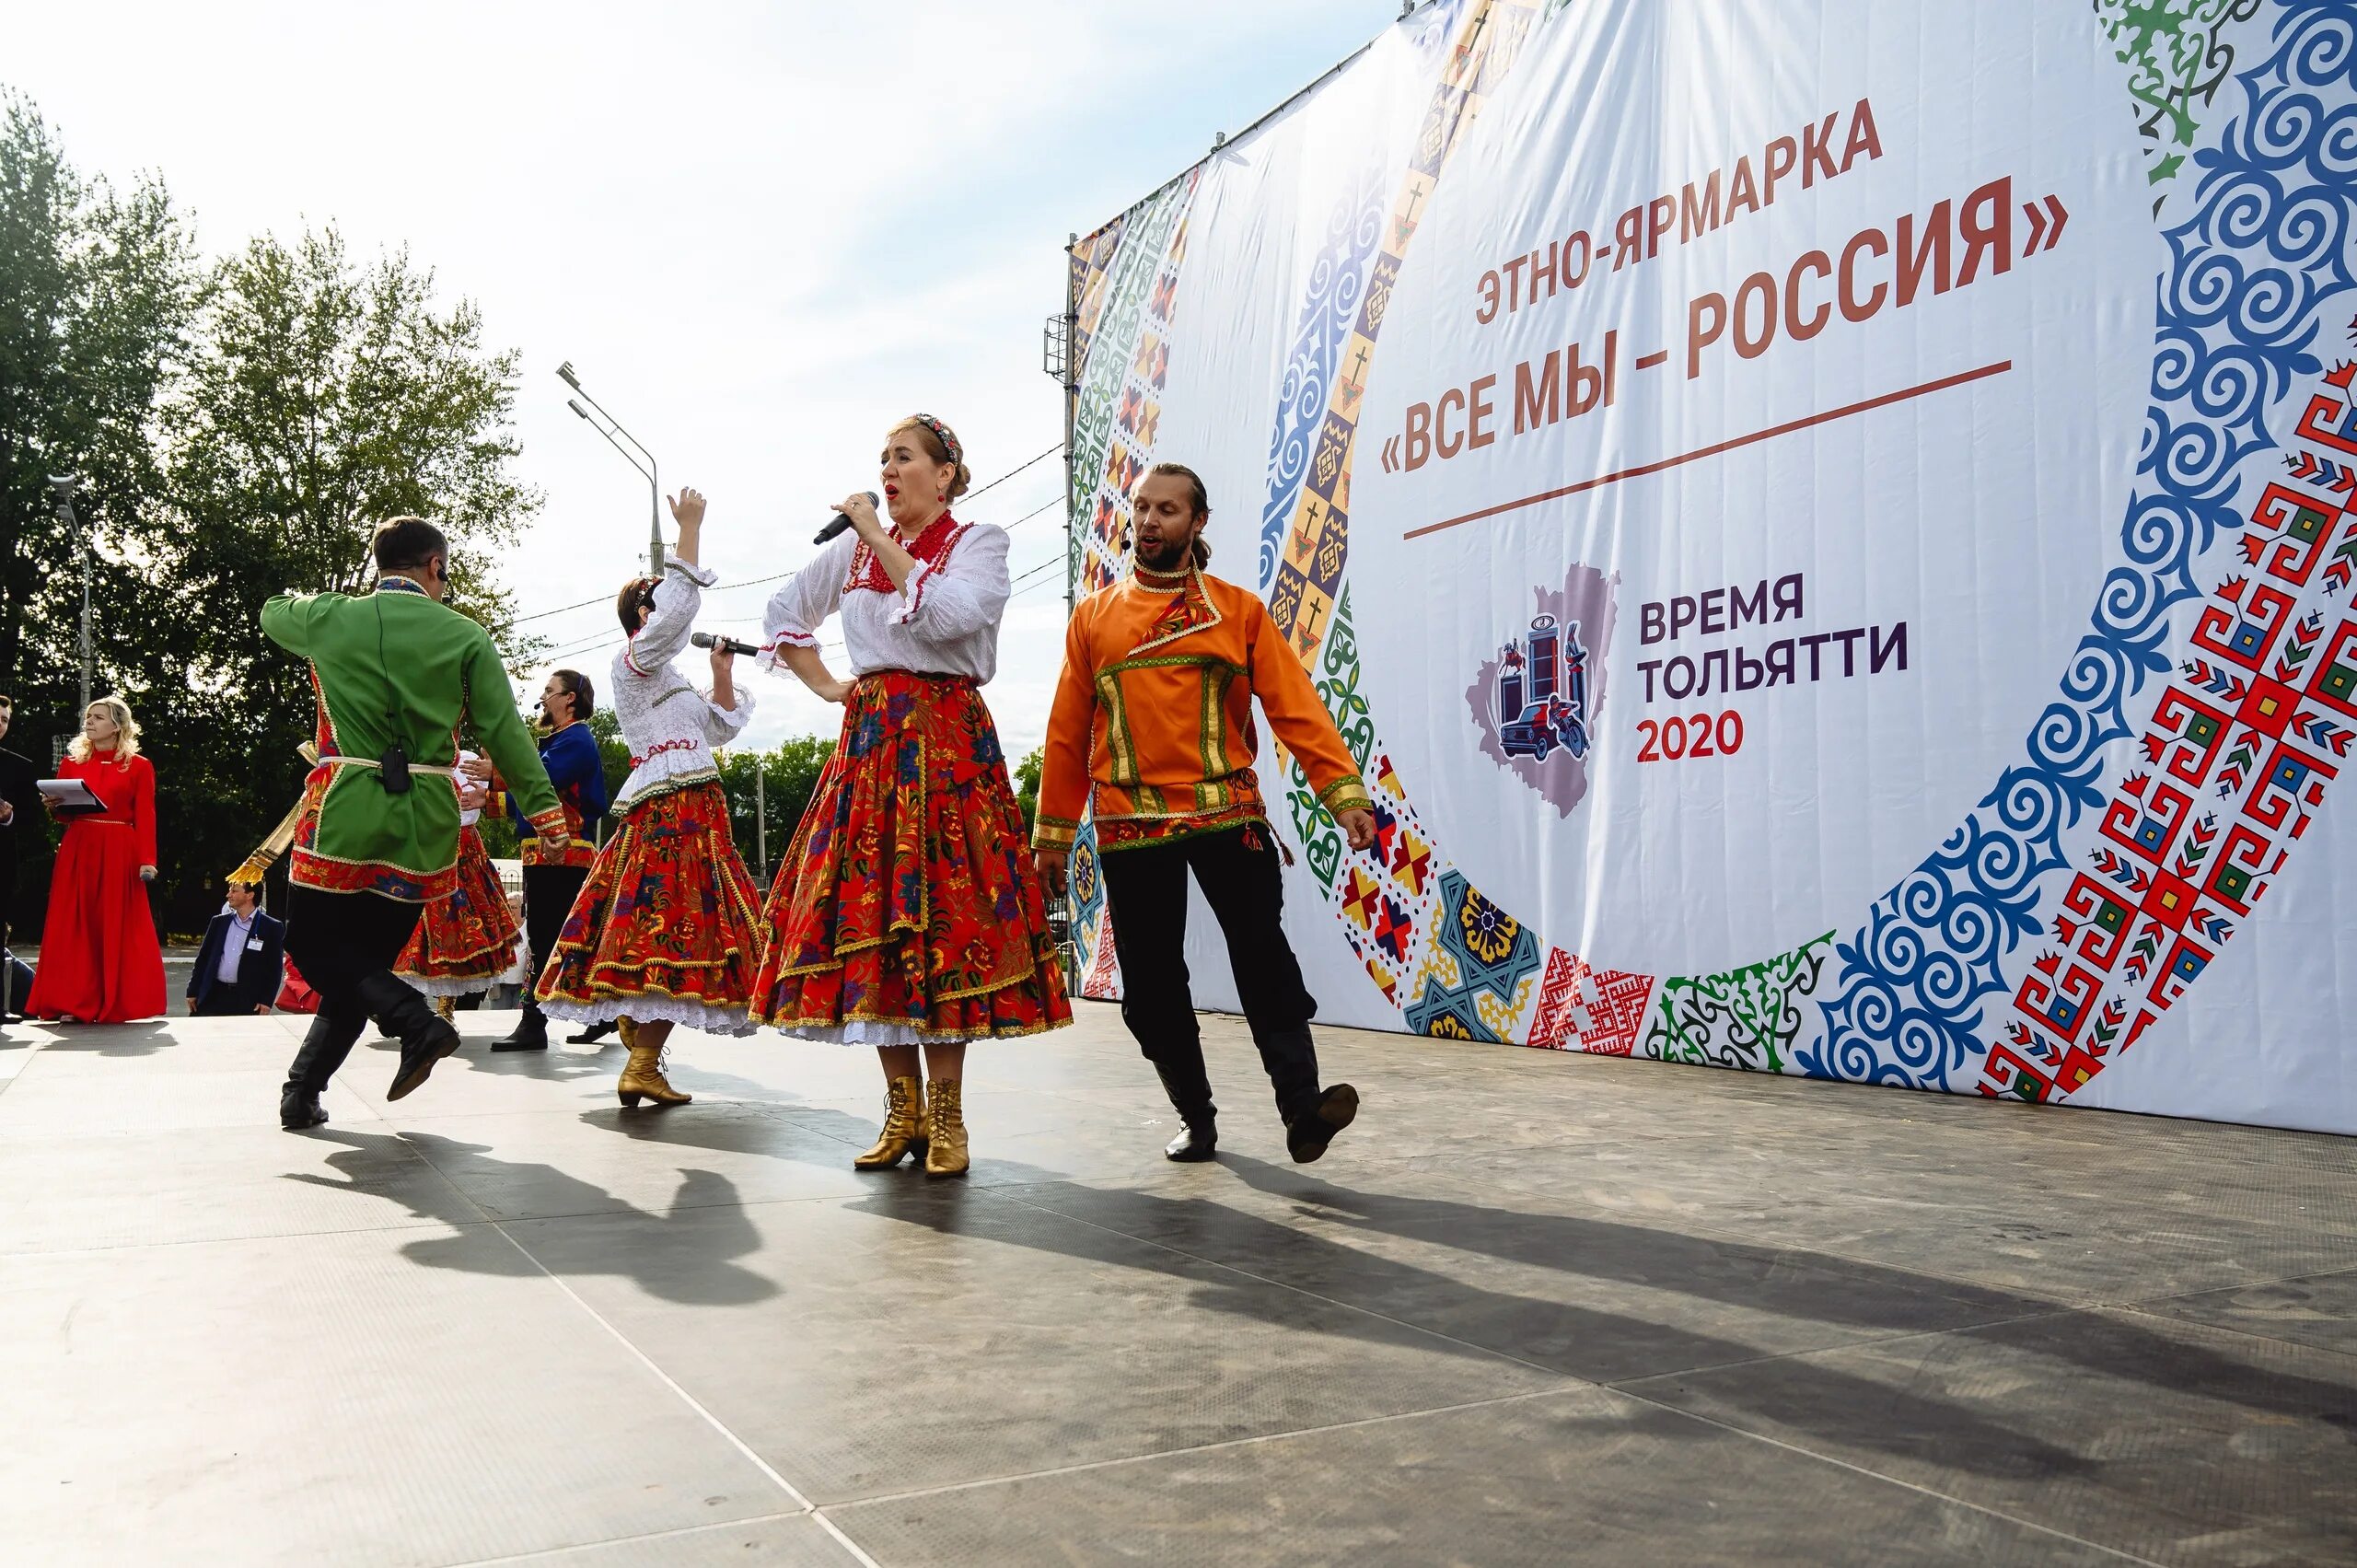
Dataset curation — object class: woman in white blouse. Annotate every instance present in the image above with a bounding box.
[754,413,1071,1177]
[531,486,765,1109]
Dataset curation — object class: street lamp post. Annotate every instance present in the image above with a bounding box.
[556,362,664,574]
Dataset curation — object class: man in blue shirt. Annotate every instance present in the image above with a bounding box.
[187,878,287,1016]
[475,668,610,1051]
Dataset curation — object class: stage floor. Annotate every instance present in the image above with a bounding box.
[2,1003,2351,1566]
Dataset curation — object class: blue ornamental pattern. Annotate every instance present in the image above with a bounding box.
[1404,870,1543,1041]
[1256,6,1466,593]
[1806,0,2357,1086]
[1257,163,1391,593]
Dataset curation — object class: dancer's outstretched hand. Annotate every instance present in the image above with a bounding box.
[668,487,706,530]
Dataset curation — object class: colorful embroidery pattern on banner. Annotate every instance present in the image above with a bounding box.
[1064,170,1200,994]
[1062,0,2355,1112]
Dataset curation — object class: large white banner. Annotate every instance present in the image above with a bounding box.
[1062,0,2357,1134]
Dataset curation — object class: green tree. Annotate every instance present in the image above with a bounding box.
[716,734,835,884]
[1013,745,1042,834]
[1,97,542,938]
[124,222,546,935]
[0,91,198,934]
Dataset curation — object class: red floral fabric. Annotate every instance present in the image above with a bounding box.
[536,780,762,1015]
[395,827,520,986]
[751,671,1070,1040]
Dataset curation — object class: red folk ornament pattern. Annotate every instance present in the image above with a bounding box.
[1983,358,2357,1104]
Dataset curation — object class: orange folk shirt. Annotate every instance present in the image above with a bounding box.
[1036,564,1373,853]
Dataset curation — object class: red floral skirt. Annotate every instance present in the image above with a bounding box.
[535,779,761,1035]
[752,671,1070,1043]
[395,828,520,994]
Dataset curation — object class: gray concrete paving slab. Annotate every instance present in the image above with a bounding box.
[499,1182,1570,1505]
[826,1385,2131,1568]
[451,1511,866,1566]
[2124,1266,2357,1360]
[5,1005,2352,1564]
[996,1159,2047,1384]
[0,1222,795,1566]
[1620,1308,2357,1565]
[0,1121,472,1253]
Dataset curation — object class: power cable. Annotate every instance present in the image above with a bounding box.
[509,443,1065,626]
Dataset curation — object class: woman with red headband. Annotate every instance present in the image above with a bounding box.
[754,413,1070,1177]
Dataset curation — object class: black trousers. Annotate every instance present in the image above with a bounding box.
[282,886,424,1094]
[1098,823,1320,1125]
[193,990,258,1017]
[1,948,32,1015]
[518,864,587,1014]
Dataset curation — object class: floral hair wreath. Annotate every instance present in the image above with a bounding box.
[908,412,963,468]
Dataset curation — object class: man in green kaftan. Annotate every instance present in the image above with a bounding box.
[262,517,570,1129]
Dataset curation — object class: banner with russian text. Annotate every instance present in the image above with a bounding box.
[1062,0,2357,1134]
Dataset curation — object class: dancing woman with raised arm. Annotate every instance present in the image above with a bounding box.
[531,487,764,1107]
[752,414,1071,1177]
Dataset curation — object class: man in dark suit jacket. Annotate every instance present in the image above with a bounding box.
[187,879,286,1016]
[0,693,41,1021]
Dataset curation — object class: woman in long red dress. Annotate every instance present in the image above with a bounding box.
[28,696,167,1024]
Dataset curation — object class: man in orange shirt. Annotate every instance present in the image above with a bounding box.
[1035,463,1377,1164]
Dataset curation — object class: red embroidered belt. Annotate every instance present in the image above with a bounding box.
[629,738,700,768]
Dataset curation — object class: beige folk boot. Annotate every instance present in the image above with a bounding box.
[923,1078,970,1179]
[616,1040,691,1108]
[854,1074,929,1169]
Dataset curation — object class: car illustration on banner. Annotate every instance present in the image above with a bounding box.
[1494,613,1591,762]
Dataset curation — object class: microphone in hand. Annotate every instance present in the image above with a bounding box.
[690,632,763,657]
[812,492,882,546]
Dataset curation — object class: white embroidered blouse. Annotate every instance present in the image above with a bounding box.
[610,557,756,809]
[758,517,1010,684]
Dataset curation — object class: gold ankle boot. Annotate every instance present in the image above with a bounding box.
[617,1041,691,1108]
[854,1074,927,1170]
[616,1015,638,1051]
[434,995,456,1022]
[923,1078,970,1179]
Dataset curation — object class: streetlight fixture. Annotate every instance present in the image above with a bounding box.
[556,361,664,573]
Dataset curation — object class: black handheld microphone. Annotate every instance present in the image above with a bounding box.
[812,491,883,546]
[690,632,762,657]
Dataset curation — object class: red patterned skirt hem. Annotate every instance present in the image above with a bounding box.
[749,671,1071,1040]
[535,780,761,1036]
[395,828,519,990]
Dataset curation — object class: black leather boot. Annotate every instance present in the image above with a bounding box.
[358,971,462,1100]
[567,1018,617,1045]
[281,1009,366,1131]
[1163,1118,1219,1161]
[1284,1083,1360,1164]
[1151,1063,1219,1161]
[491,998,550,1052]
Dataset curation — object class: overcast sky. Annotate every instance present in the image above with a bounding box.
[11,0,1402,756]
